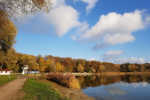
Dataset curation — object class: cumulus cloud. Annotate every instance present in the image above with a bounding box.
[43,5,80,36]
[76,10,150,49]
[43,0,81,36]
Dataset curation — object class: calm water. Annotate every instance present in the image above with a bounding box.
[78,75,150,100]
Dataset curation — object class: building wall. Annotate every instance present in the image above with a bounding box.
[0,71,11,75]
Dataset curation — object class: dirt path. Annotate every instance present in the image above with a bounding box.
[0,78,26,100]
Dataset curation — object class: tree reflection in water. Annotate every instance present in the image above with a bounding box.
[77,75,150,89]
[79,75,150,100]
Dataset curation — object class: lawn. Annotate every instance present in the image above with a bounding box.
[23,79,69,100]
[0,75,16,86]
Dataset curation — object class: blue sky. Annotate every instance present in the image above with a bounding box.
[14,0,150,64]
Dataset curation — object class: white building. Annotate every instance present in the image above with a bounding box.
[0,69,12,75]
[22,66,40,74]
[22,66,29,74]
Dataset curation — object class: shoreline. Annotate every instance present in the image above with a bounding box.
[45,80,94,100]
[71,72,150,76]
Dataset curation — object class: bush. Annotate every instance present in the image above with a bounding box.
[47,73,80,89]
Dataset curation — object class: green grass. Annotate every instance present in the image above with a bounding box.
[0,75,16,86]
[23,79,69,100]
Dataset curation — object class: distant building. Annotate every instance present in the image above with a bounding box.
[28,71,40,74]
[22,65,40,74]
[22,66,29,74]
[0,69,12,75]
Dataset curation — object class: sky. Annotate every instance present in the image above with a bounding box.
[14,0,150,64]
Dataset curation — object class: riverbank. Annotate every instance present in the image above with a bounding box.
[22,79,68,100]
[44,80,94,100]
[22,79,94,100]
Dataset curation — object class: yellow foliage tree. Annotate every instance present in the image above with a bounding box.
[77,64,84,72]
[98,64,105,72]
[55,62,64,72]
[0,10,17,52]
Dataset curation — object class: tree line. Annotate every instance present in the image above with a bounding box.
[0,50,150,73]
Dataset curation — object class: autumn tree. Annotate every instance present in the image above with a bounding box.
[98,64,105,72]
[0,0,51,52]
[0,49,19,71]
[77,64,84,72]
[62,58,75,72]
[45,57,56,72]
[128,64,140,72]
[0,10,17,52]
[36,56,47,72]
[55,62,64,72]
[0,0,52,70]
[16,54,38,72]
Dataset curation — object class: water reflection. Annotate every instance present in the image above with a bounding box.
[77,75,150,88]
[79,75,150,100]
[104,86,127,95]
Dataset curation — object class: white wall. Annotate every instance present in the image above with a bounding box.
[0,71,11,75]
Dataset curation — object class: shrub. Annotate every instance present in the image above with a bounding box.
[47,73,80,89]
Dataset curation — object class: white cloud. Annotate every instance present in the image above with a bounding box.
[115,57,148,64]
[77,10,150,49]
[103,56,149,64]
[88,57,97,61]
[43,0,80,36]
[103,50,123,62]
[104,50,123,57]
[81,10,144,39]
[71,22,89,40]
[50,0,65,8]
[145,16,150,25]
[74,0,98,13]
[81,0,98,12]
[102,50,149,64]
[104,33,135,45]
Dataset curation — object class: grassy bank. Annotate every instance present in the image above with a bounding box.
[22,79,69,100]
[0,75,16,86]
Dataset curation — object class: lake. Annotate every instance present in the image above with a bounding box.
[77,75,150,100]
